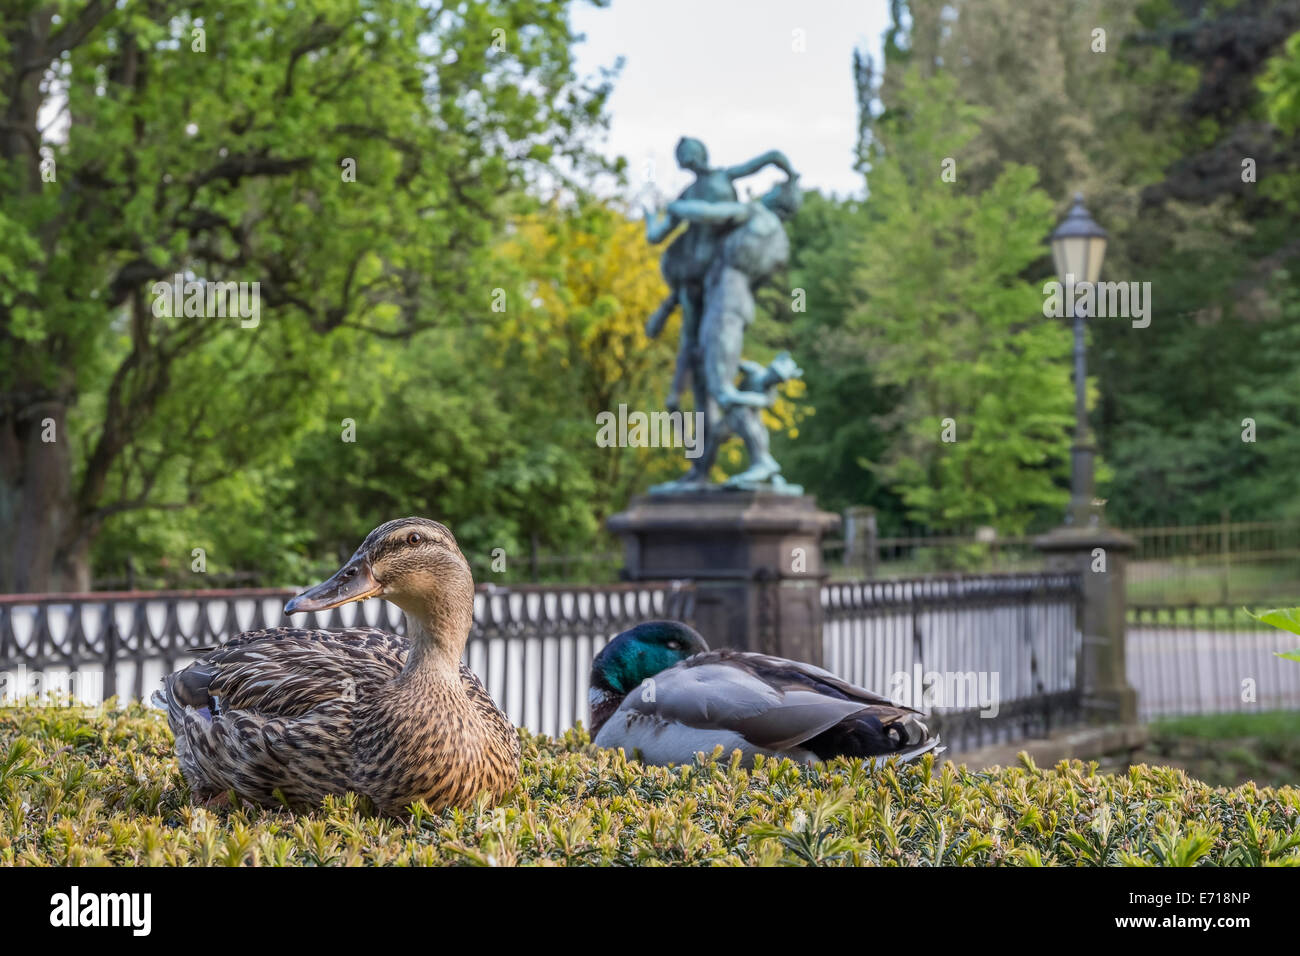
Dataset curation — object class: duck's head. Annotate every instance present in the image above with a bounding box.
[285,518,472,630]
[588,621,708,733]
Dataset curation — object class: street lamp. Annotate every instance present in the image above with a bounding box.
[1050,193,1108,527]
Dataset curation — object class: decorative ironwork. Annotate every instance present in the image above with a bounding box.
[0,582,695,738]
[821,572,1083,753]
[0,572,1092,754]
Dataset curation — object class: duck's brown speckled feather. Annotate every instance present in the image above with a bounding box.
[156,625,519,814]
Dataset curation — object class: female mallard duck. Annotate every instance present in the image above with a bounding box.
[154,518,519,814]
[589,621,941,767]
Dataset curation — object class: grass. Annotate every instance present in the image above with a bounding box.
[1125,562,1297,607]
[1126,604,1272,630]
[1136,710,1300,790]
[1,703,1298,866]
[1153,710,1300,739]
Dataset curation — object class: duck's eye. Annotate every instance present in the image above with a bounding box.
[406,532,422,546]
[667,640,682,650]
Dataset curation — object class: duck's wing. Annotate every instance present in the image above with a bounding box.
[737,652,940,761]
[162,625,408,718]
[154,627,408,805]
[729,651,919,712]
[624,650,935,758]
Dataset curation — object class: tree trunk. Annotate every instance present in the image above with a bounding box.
[0,10,88,593]
[0,398,87,592]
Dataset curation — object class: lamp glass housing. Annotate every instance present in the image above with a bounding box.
[1052,234,1107,285]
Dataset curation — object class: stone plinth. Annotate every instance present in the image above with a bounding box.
[607,491,839,665]
[1035,524,1139,724]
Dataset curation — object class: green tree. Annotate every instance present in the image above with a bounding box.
[0,0,612,590]
[91,200,680,587]
[847,71,1074,533]
[857,0,1300,528]
[491,200,682,509]
[1261,30,1300,134]
[1095,6,1300,525]
[772,191,906,526]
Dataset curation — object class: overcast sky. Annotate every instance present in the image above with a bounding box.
[570,0,889,203]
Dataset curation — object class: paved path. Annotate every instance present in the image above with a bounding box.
[1128,626,1300,719]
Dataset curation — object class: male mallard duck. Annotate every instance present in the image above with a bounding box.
[154,518,519,814]
[588,621,941,767]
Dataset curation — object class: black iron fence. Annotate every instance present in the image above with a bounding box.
[1127,604,1300,720]
[114,514,1300,599]
[0,582,695,738]
[822,572,1083,753]
[824,529,1050,579]
[825,510,1300,605]
[1,571,1085,754]
[1126,517,1300,605]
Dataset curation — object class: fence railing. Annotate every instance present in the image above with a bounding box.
[823,529,1048,579]
[824,513,1300,606]
[0,582,695,737]
[1127,604,1300,720]
[822,572,1082,753]
[1126,517,1300,605]
[1,571,1087,754]
[109,515,1299,597]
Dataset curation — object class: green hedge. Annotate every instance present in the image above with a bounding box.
[1,704,1298,866]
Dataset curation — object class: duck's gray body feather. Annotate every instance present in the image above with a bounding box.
[593,649,940,767]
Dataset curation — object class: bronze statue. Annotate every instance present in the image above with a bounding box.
[701,353,804,490]
[644,152,804,495]
[644,137,796,415]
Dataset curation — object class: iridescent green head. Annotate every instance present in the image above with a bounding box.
[590,621,709,695]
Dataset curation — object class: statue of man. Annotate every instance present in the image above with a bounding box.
[644,138,796,415]
[652,176,804,490]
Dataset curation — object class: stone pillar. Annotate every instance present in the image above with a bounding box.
[1035,525,1138,724]
[607,491,840,665]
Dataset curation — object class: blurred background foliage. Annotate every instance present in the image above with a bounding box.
[779,0,1300,535]
[4,0,1300,588]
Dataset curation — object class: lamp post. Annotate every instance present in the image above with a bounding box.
[1035,194,1137,728]
[1050,193,1108,527]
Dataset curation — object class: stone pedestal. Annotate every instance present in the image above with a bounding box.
[607,492,839,665]
[1035,525,1139,724]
